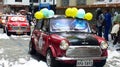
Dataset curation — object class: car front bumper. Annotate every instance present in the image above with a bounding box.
[56,56,107,60]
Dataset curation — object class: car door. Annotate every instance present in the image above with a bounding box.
[32,20,43,51]
[38,19,50,55]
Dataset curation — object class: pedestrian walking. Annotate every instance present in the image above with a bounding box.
[103,9,112,41]
[111,12,118,40]
[27,12,32,26]
[95,8,105,37]
[111,14,120,45]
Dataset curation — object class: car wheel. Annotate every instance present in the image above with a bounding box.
[94,60,106,67]
[29,41,36,55]
[46,50,58,67]
[7,30,11,36]
[27,32,31,36]
[3,28,6,33]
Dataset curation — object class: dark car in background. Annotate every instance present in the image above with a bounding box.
[29,15,108,67]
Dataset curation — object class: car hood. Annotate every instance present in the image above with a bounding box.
[57,33,99,46]
[7,22,29,26]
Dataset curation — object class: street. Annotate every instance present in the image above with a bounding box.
[0,28,120,67]
[0,28,31,66]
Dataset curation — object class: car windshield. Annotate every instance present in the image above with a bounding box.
[50,18,91,33]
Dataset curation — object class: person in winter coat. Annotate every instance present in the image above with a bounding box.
[103,9,112,41]
[111,14,120,45]
[111,23,120,45]
[95,8,105,37]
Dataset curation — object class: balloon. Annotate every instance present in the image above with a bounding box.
[76,9,85,19]
[84,12,93,20]
[71,7,78,17]
[41,8,49,18]
[48,10,55,18]
[65,8,72,17]
[34,11,44,19]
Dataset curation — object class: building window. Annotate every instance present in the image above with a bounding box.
[0,0,2,2]
[49,0,52,2]
[30,0,38,3]
[109,0,112,2]
[61,0,69,6]
[97,0,104,1]
[15,0,22,2]
[44,0,46,2]
[77,0,86,6]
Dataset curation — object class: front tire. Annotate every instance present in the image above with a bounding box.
[46,50,58,67]
[29,41,36,55]
[7,30,11,36]
[3,28,6,33]
[27,32,31,36]
[94,60,106,67]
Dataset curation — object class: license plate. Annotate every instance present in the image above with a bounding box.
[76,59,93,66]
[16,30,23,34]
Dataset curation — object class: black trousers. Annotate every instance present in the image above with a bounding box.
[113,30,120,45]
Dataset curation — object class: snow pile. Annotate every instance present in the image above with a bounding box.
[0,34,9,39]
[106,41,120,67]
[0,48,4,54]
[0,58,48,67]
[12,60,48,67]
[11,35,30,40]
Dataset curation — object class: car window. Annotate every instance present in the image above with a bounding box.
[71,19,88,30]
[41,19,49,32]
[35,20,43,30]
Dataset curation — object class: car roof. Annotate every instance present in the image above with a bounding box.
[48,15,66,19]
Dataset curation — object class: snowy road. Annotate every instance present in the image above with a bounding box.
[0,28,120,67]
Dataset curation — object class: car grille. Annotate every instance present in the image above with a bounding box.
[12,26,27,30]
[66,46,102,58]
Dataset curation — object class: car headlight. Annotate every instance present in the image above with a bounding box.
[100,41,108,49]
[60,40,69,50]
[2,20,5,23]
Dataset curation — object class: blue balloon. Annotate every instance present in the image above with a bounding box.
[48,10,55,18]
[41,8,49,17]
[76,9,85,19]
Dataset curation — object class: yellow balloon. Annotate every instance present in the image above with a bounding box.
[84,12,93,20]
[65,8,72,17]
[34,11,44,19]
[71,7,78,17]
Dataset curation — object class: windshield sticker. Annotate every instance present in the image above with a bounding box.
[51,19,89,32]
[10,17,25,21]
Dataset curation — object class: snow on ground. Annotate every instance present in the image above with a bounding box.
[0,48,4,54]
[12,58,48,67]
[0,34,10,39]
[0,34,30,40]
[0,58,48,67]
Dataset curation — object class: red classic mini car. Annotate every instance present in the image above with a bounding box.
[29,15,108,67]
[3,15,31,36]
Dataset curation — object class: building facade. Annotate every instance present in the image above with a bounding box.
[2,0,56,13]
[0,0,3,13]
[56,0,120,7]
[1,0,120,14]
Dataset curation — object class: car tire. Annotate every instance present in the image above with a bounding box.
[7,30,11,36]
[94,60,106,67]
[29,41,36,55]
[46,50,58,67]
[3,28,6,33]
[27,32,31,36]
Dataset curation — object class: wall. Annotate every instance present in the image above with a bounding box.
[3,0,29,5]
